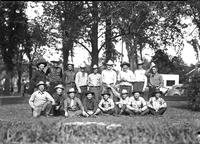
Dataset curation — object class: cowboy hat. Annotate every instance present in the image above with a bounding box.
[80,63,86,68]
[106,60,114,65]
[132,90,142,95]
[36,59,47,67]
[120,62,130,67]
[36,81,46,87]
[121,89,128,94]
[93,64,98,69]
[67,88,76,94]
[153,89,163,95]
[67,61,74,66]
[101,91,111,96]
[85,91,95,96]
[54,84,64,90]
[137,60,144,65]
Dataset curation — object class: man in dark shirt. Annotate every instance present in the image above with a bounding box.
[29,59,48,94]
[82,91,98,117]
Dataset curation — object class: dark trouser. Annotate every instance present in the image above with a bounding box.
[148,107,167,115]
[148,86,157,99]
[79,85,88,102]
[125,108,149,116]
[50,105,65,116]
[89,86,101,103]
[115,104,129,115]
[132,82,144,92]
[119,85,132,97]
[99,108,115,115]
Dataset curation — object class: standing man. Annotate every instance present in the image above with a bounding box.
[29,81,55,118]
[101,60,117,100]
[29,59,48,94]
[64,62,76,94]
[145,65,164,99]
[117,62,134,97]
[46,59,63,95]
[75,63,88,102]
[87,65,102,103]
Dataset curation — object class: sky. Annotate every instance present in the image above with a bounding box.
[25,2,199,70]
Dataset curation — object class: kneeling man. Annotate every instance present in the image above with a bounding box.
[29,81,55,117]
[126,91,149,116]
[64,88,86,117]
[94,91,115,115]
[147,89,167,115]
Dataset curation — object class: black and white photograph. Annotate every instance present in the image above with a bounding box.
[0,1,200,143]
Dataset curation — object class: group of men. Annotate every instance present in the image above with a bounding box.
[28,58,167,118]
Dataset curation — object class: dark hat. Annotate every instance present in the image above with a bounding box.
[132,90,142,95]
[51,60,60,63]
[85,91,95,96]
[101,91,111,96]
[120,62,130,67]
[36,81,46,87]
[36,59,47,67]
[67,88,76,94]
[153,89,163,95]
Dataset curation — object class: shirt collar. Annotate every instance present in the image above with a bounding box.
[38,91,45,95]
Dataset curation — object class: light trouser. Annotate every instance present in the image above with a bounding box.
[32,101,52,117]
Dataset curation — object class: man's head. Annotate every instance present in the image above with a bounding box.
[67,62,74,71]
[151,66,158,74]
[51,60,59,68]
[106,60,114,70]
[86,91,94,100]
[93,65,98,74]
[80,63,86,72]
[121,89,128,99]
[55,84,64,95]
[36,59,47,71]
[102,91,110,100]
[68,88,76,99]
[154,89,162,98]
[120,62,130,72]
[132,91,141,100]
[36,81,46,92]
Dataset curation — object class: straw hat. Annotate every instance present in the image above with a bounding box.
[67,88,76,94]
[106,60,114,65]
[36,81,46,87]
[36,59,47,67]
[54,84,64,90]
[121,89,128,94]
[93,64,98,69]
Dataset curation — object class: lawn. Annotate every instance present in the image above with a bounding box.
[0,101,200,143]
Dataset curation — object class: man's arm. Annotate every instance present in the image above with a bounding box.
[29,92,36,109]
[46,93,55,105]
[75,72,81,93]
[82,99,88,112]
[141,98,148,111]
[159,75,164,88]
[77,98,84,111]
[108,99,115,110]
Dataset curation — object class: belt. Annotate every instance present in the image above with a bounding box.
[89,86,100,88]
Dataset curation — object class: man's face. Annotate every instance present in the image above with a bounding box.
[134,92,140,99]
[155,93,161,98]
[56,88,63,95]
[152,67,157,74]
[93,68,98,74]
[87,93,93,99]
[38,64,45,70]
[121,93,128,99]
[122,65,128,72]
[52,62,59,67]
[80,67,85,72]
[107,65,112,70]
[68,65,73,70]
[38,85,45,91]
[69,92,75,99]
[138,65,143,69]
[103,94,109,100]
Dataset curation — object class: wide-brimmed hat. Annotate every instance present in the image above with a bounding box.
[121,89,128,94]
[67,88,76,94]
[106,60,114,65]
[36,81,46,87]
[54,84,64,90]
[101,91,111,96]
[132,90,142,95]
[85,91,95,96]
[36,59,47,67]
[67,61,74,66]
[80,63,86,68]
[153,89,163,95]
[93,64,98,69]
[138,60,144,65]
[120,62,130,67]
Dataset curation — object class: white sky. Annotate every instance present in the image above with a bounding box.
[25,2,199,70]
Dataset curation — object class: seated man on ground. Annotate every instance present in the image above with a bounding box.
[126,91,149,116]
[50,84,66,116]
[29,81,55,118]
[94,91,115,116]
[147,89,167,116]
[64,88,86,117]
[114,89,130,115]
[82,91,98,117]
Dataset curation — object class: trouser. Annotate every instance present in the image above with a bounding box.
[66,110,82,117]
[65,82,76,95]
[88,86,101,103]
[119,85,132,97]
[95,108,115,115]
[31,101,52,117]
[115,104,129,115]
[125,108,149,116]
[50,105,65,116]
[78,85,88,102]
[132,82,144,92]
[148,107,167,115]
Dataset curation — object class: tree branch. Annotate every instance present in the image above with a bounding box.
[74,40,91,54]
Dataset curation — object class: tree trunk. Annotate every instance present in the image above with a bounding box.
[105,17,112,63]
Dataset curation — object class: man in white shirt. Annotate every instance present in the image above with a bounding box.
[87,65,102,103]
[147,89,167,115]
[75,63,88,102]
[29,81,55,117]
[126,91,149,116]
[118,62,134,97]
[101,60,117,100]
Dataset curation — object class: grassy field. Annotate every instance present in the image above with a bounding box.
[0,101,200,143]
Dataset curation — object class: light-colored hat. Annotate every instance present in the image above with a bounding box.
[54,84,64,90]
[93,64,98,69]
[67,61,74,66]
[121,89,128,94]
[36,59,47,67]
[36,81,46,87]
[106,60,114,65]
[120,62,130,67]
[138,60,144,65]
[80,63,86,68]
[51,57,60,63]
[67,88,76,94]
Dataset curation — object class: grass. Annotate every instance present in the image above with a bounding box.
[0,101,199,143]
